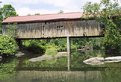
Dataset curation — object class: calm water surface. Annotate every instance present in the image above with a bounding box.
[1,50,121,82]
[2,68,121,82]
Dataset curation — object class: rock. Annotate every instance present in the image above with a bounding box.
[15,52,25,57]
[83,57,104,65]
[83,56,121,65]
[104,56,121,63]
[29,55,53,62]
[29,52,67,62]
[55,52,67,58]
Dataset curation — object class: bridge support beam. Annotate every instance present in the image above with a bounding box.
[67,36,71,71]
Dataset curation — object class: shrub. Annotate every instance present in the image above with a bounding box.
[0,35,18,55]
[45,44,58,56]
[26,43,45,54]
[23,40,46,54]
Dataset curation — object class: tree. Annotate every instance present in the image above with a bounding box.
[0,4,17,33]
[83,0,121,55]
[0,4,18,56]
[1,4,17,19]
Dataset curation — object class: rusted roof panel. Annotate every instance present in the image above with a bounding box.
[2,12,83,23]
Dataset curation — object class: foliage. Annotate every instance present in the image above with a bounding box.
[101,64,121,82]
[83,0,121,55]
[45,44,58,56]
[0,35,18,55]
[0,4,17,20]
[83,2,100,18]
[23,39,65,55]
[26,44,45,54]
[104,19,121,54]
[0,57,18,80]
[48,39,67,51]
[0,4,17,33]
[23,40,46,54]
[0,4,18,80]
[89,38,104,50]
[23,37,104,56]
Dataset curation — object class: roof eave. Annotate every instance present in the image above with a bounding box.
[2,18,82,24]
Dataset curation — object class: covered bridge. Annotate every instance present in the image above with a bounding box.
[2,12,104,71]
[2,12,104,39]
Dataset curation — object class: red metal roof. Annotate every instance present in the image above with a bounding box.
[2,12,83,23]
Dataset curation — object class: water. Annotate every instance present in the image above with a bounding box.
[1,50,121,82]
[2,68,121,82]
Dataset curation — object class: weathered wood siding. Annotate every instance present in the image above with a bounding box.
[2,20,103,39]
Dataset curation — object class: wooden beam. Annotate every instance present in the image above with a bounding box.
[67,36,71,71]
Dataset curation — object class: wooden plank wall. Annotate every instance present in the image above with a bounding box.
[2,20,103,39]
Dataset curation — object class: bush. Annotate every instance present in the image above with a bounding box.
[104,20,121,55]
[23,40,46,54]
[26,43,45,54]
[45,44,58,56]
[0,35,18,55]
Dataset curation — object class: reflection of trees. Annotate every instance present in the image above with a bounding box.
[0,58,17,80]
[101,67,121,82]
